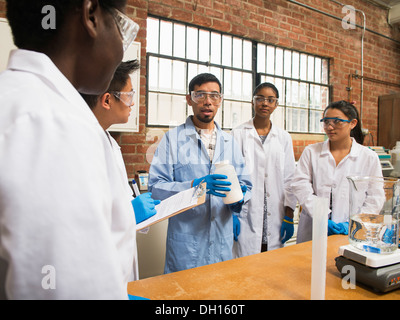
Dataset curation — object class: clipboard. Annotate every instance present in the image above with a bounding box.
[136,183,206,231]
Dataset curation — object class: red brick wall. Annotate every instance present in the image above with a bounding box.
[2,0,400,178]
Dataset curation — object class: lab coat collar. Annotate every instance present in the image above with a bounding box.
[7,49,98,123]
[320,137,360,158]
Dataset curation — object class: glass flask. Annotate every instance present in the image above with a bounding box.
[347,176,399,254]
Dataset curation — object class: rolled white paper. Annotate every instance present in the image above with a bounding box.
[311,197,329,300]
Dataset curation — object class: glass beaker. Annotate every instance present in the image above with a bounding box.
[347,176,399,254]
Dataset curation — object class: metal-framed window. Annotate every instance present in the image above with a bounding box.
[257,44,330,133]
[146,16,330,132]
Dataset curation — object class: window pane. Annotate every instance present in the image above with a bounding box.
[300,54,307,81]
[292,52,299,79]
[173,23,186,58]
[315,57,322,83]
[147,18,159,53]
[172,60,186,94]
[299,82,308,108]
[266,46,275,75]
[148,56,159,90]
[186,27,198,60]
[275,47,283,76]
[223,101,252,129]
[243,72,253,101]
[243,40,252,71]
[307,56,314,82]
[159,20,172,56]
[233,37,243,69]
[199,30,210,62]
[211,32,221,64]
[271,105,285,129]
[257,43,266,73]
[284,50,292,78]
[222,35,232,67]
[158,58,172,91]
[309,110,324,133]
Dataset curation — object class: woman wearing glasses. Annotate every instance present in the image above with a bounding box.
[292,100,382,243]
[231,82,297,257]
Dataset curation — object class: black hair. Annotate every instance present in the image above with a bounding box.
[324,100,364,145]
[253,82,279,99]
[188,73,222,93]
[6,0,126,50]
[81,59,140,109]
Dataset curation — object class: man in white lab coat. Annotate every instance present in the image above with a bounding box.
[0,0,140,299]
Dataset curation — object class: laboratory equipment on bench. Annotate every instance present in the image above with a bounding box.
[368,146,394,177]
[390,141,400,178]
[335,176,400,293]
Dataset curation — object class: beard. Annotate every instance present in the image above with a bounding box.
[195,113,214,124]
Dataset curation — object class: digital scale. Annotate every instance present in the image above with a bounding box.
[368,146,394,177]
[336,244,400,293]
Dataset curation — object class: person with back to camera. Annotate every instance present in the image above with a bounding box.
[0,0,141,299]
[291,100,382,243]
[148,73,252,274]
[231,82,297,256]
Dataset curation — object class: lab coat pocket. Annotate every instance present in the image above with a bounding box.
[166,232,199,271]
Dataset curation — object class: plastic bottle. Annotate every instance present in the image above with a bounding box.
[214,161,243,204]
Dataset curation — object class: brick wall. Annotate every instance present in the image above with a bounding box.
[2,0,400,178]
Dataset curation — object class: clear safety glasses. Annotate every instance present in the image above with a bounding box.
[253,96,279,106]
[191,91,223,105]
[111,89,136,106]
[320,117,351,128]
[112,9,139,52]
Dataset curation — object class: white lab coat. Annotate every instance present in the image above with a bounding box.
[292,138,382,243]
[231,119,297,256]
[0,50,137,299]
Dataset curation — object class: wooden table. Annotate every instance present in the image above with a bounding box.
[127,235,400,300]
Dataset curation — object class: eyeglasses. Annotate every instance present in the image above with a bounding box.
[253,96,279,105]
[191,91,223,104]
[111,89,136,106]
[320,117,351,128]
[112,9,139,52]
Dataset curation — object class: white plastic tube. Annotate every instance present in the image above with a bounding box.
[311,197,329,300]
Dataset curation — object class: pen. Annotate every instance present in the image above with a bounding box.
[131,179,141,197]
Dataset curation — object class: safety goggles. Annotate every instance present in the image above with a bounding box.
[320,117,351,128]
[253,96,279,105]
[112,9,139,52]
[111,89,136,106]
[191,91,223,105]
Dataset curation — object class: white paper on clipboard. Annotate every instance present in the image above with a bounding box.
[135,183,206,231]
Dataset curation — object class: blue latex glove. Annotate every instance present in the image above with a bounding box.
[131,192,161,224]
[280,216,294,244]
[229,185,247,213]
[128,294,150,300]
[328,220,349,236]
[193,174,231,197]
[233,215,240,242]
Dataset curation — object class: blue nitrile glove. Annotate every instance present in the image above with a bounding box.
[128,294,150,300]
[229,185,247,213]
[233,215,240,241]
[328,220,349,236]
[280,216,294,244]
[131,192,161,224]
[193,174,231,197]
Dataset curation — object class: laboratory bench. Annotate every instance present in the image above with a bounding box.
[127,235,400,300]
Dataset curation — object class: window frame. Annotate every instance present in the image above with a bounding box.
[146,16,331,133]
